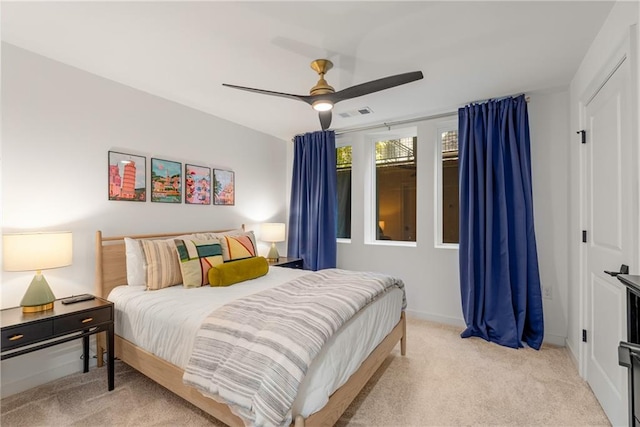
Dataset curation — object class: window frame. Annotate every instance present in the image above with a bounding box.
[365,126,418,247]
[435,120,459,249]
[336,138,352,244]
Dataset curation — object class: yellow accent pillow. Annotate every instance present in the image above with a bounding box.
[208,256,269,287]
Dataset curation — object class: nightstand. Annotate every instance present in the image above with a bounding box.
[268,257,304,269]
[1,296,114,391]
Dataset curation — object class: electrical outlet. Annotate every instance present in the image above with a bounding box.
[543,286,552,299]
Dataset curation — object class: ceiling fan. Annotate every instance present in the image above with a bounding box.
[222,59,424,130]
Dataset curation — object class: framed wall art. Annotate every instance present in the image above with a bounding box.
[185,164,211,205]
[108,151,146,201]
[151,158,182,203]
[213,169,235,205]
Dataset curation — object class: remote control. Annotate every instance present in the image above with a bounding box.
[61,294,96,304]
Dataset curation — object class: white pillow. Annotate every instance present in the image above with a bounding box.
[124,237,146,286]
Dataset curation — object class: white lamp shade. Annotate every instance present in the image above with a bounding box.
[3,232,73,272]
[261,223,285,243]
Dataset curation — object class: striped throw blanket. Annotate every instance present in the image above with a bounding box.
[183,268,406,427]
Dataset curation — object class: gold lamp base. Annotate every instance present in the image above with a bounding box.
[22,302,54,313]
[20,271,56,313]
[266,242,280,262]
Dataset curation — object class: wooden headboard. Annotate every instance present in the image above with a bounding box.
[94,227,243,299]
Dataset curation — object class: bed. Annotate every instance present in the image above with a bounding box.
[94,228,407,427]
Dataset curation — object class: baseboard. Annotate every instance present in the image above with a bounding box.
[405,309,567,347]
[543,333,566,347]
[0,339,98,398]
[565,338,580,371]
[405,309,466,328]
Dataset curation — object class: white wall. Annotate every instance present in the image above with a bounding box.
[0,43,289,396]
[337,118,463,327]
[336,89,570,346]
[567,1,639,370]
[529,90,571,345]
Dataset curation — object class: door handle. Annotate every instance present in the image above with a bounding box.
[604,264,629,277]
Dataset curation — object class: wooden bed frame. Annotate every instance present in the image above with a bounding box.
[94,229,406,427]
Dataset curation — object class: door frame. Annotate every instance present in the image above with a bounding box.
[577,25,639,418]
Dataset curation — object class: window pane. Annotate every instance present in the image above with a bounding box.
[442,130,459,244]
[375,137,417,242]
[336,146,352,239]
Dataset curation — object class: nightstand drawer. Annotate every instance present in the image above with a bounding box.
[1,321,53,351]
[53,307,112,335]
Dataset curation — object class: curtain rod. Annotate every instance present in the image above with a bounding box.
[333,94,530,136]
[334,111,456,136]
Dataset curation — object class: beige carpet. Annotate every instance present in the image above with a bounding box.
[1,318,611,426]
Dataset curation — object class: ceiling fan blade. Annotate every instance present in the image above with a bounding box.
[330,71,423,103]
[319,110,332,130]
[222,83,312,104]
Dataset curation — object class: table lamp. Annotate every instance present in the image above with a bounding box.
[3,231,73,313]
[261,223,285,262]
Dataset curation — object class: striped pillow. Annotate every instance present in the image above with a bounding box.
[140,239,183,290]
[175,239,224,287]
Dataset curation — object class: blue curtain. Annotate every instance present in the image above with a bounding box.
[458,95,544,350]
[288,130,337,270]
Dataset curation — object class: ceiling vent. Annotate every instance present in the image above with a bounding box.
[338,107,373,118]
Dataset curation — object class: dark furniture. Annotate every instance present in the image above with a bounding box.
[1,296,115,391]
[618,274,640,427]
[268,256,304,269]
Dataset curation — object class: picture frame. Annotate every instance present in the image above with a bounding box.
[108,151,146,202]
[185,164,211,205]
[213,169,235,205]
[151,158,182,203]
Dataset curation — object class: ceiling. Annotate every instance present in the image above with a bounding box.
[1,1,615,141]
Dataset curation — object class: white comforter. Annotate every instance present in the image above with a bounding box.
[108,266,403,418]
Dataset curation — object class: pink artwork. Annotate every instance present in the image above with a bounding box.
[185,164,211,205]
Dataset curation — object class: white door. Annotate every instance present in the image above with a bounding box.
[584,55,633,427]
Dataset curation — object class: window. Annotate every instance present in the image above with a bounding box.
[374,136,417,242]
[439,128,459,244]
[336,145,352,239]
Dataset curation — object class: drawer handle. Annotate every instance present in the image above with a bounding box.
[81,318,94,324]
[89,327,98,332]
[9,334,24,341]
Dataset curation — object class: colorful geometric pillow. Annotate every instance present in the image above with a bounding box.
[221,231,257,262]
[140,239,183,290]
[193,230,257,262]
[174,239,224,287]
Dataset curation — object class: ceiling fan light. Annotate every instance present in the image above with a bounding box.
[312,100,333,112]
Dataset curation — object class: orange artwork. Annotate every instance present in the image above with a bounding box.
[108,151,146,201]
[213,169,235,205]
